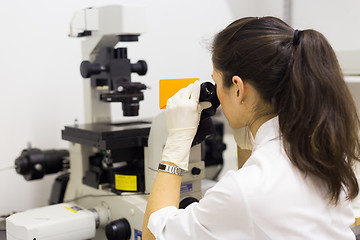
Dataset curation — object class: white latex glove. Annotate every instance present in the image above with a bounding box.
[162,81,211,171]
[233,126,254,150]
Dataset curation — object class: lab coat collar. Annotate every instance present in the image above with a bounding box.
[252,116,281,151]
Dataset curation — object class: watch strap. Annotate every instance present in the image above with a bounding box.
[158,163,185,176]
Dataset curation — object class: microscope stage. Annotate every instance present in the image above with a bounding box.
[62,121,151,150]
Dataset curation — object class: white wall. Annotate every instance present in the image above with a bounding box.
[291,0,360,51]
[0,0,284,215]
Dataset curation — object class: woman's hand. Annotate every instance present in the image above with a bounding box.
[142,81,210,239]
[162,81,211,170]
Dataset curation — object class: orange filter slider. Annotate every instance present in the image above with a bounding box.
[159,78,199,109]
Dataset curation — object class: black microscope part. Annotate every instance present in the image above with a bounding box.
[15,149,69,181]
[192,82,220,146]
[105,218,131,240]
[199,82,216,102]
[131,60,147,76]
[80,61,102,78]
[79,47,148,117]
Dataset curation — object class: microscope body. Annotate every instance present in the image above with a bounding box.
[65,5,204,239]
[6,4,219,240]
[7,5,206,240]
[59,113,204,240]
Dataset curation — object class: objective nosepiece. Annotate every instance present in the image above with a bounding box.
[122,102,140,117]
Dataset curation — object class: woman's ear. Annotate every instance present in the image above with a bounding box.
[232,76,244,104]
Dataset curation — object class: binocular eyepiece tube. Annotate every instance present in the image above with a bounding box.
[199,82,217,102]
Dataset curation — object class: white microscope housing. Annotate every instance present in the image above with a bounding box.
[6,4,213,240]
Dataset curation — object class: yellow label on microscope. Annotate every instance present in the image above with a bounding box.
[115,174,138,191]
[64,206,78,213]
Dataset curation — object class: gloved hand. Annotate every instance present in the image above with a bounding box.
[162,81,211,171]
[233,126,254,150]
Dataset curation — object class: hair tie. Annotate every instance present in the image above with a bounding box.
[293,29,301,45]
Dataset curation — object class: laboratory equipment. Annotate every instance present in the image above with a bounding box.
[6,4,222,240]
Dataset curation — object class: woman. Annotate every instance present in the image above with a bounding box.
[142,16,360,239]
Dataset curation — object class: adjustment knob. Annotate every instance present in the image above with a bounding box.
[179,197,199,209]
[15,156,29,175]
[191,167,201,175]
[105,218,131,240]
[131,60,147,76]
[80,61,102,78]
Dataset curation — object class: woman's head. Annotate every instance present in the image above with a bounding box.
[212,16,360,204]
[212,17,294,129]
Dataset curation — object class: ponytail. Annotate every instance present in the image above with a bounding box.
[212,17,360,203]
[279,30,360,203]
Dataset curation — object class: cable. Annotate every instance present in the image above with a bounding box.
[63,192,150,203]
[0,166,14,172]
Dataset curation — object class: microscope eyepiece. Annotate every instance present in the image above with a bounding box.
[192,82,220,146]
[199,82,216,102]
[199,82,219,109]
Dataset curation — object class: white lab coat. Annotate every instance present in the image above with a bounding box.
[148,117,355,240]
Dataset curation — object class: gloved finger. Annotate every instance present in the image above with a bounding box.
[190,81,200,103]
[166,95,175,108]
[171,86,190,103]
[182,83,194,100]
[199,101,212,111]
[170,88,187,105]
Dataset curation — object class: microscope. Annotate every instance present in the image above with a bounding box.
[6,5,224,240]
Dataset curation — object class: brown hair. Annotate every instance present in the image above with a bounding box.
[212,16,360,204]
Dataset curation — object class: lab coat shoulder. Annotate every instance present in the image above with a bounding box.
[234,140,301,235]
[238,139,356,240]
[238,138,287,196]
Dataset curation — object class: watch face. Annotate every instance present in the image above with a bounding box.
[158,163,166,171]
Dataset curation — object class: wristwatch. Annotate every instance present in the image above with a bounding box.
[158,163,185,176]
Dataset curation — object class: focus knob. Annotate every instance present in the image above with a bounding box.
[191,167,201,175]
[179,197,199,209]
[80,61,102,78]
[131,60,147,76]
[15,156,30,175]
[105,218,131,240]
